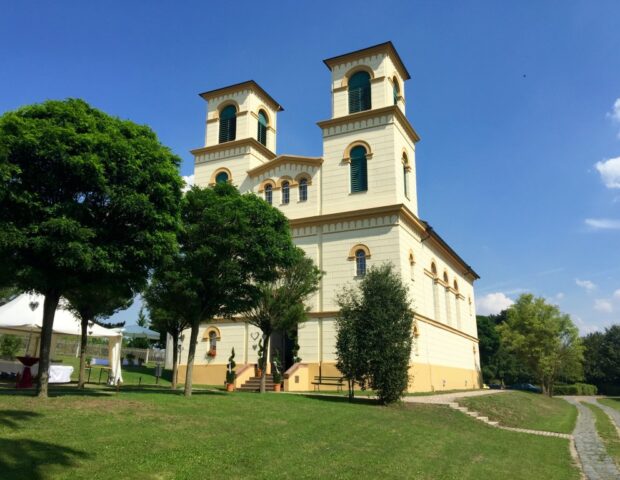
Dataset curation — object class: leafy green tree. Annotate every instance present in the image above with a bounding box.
[583,325,620,394]
[143,261,192,390]
[136,307,149,328]
[498,294,583,396]
[241,249,321,392]
[0,334,23,360]
[336,264,414,404]
[0,99,182,397]
[64,281,133,388]
[0,286,20,306]
[162,183,295,397]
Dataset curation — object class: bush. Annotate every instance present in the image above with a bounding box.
[0,334,23,360]
[553,383,598,395]
[226,348,236,384]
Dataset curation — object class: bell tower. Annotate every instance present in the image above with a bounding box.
[318,42,420,215]
[191,80,283,190]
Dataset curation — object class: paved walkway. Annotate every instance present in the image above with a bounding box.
[563,397,619,480]
[403,388,507,404]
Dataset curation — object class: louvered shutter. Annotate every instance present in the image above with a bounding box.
[350,146,368,193]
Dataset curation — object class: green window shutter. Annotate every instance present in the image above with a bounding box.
[257,110,268,146]
[350,146,368,192]
[348,71,371,113]
[219,106,237,143]
[215,171,229,184]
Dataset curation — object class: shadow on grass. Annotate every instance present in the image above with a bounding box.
[299,393,379,406]
[0,383,227,398]
[0,439,89,480]
[0,410,42,429]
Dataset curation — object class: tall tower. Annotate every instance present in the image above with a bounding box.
[191,80,283,191]
[318,42,420,215]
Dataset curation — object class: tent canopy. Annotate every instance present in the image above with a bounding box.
[120,325,160,340]
[0,294,123,384]
[0,294,122,338]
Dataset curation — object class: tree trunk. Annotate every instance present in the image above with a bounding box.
[77,317,89,389]
[171,331,179,390]
[183,322,199,397]
[37,291,60,398]
[260,333,270,393]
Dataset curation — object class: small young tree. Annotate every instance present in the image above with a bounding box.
[241,249,321,392]
[64,281,133,388]
[136,307,149,328]
[498,294,584,396]
[336,264,414,404]
[0,99,182,397]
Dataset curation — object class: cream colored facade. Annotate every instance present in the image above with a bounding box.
[173,42,482,392]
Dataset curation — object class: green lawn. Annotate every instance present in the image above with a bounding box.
[0,387,580,480]
[599,397,620,413]
[460,391,577,434]
[582,401,620,468]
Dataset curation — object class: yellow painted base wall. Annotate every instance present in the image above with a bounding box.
[177,364,227,386]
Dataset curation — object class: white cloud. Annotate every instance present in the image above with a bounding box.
[182,174,194,193]
[555,292,565,300]
[594,299,613,313]
[575,278,596,291]
[476,292,514,315]
[584,218,620,230]
[608,98,620,135]
[595,156,620,189]
[614,289,620,299]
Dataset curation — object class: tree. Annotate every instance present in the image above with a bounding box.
[170,183,296,397]
[136,307,149,328]
[0,286,20,306]
[583,325,620,394]
[335,264,414,404]
[64,281,133,388]
[241,248,321,392]
[0,99,182,397]
[143,257,193,390]
[498,294,583,396]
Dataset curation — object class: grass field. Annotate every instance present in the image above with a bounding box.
[460,391,577,434]
[599,397,620,413]
[582,401,620,468]
[0,387,580,480]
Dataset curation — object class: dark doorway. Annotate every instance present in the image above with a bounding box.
[270,329,296,371]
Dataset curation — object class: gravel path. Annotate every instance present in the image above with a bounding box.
[563,396,619,480]
[403,388,506,404]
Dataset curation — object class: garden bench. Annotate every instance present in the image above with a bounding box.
[312,375,344,392]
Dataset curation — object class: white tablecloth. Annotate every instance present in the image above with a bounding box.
[0,360,73,383]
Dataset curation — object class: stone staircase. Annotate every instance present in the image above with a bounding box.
[237,374,276,392]
[449,402,500,426]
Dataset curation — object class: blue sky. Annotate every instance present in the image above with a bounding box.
[1,1,619,333]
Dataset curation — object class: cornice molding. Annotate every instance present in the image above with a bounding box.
[190,137,276,160]
[247,155,323,177]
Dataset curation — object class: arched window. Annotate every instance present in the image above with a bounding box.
[264,184,273,205]
[350,145,368,193]
[299,178,308,202]
[393,77,400,105]
[348,71,371,113]
[355,249,366,277]
[443,271,449,284]
[257,110,268,146]
[431,262,437,276]
[208,331,217,356]
[215,171,229,184]
[281,181,290,204]
[402,153,410,199]
[219,105,237,143]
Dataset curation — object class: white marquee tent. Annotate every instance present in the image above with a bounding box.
[0,294,123,384]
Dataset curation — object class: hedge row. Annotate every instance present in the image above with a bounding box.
[553,383,598,395]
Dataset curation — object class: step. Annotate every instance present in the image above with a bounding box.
[487,421,499,426]
[477,417,488,422]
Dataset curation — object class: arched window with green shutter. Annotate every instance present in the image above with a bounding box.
[219,105,237,143]
[215,171,229,184]
[350,145,368,193]
[281,181,290,204]
[393,78,400,105]
[257,110,268,146]
[264,184,273,205]
[348,71,371,113]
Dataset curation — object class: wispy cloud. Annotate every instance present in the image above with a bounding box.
[614,289,620,299]
[595,156,620,189]
[576,278,596,291]
[476,292,514,315]
[585,218,620,230]
[608,98,620,137]
[594,299,613,313]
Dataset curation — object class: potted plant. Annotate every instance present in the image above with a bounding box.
[272,350,282,392]
[86,356,93,367]
[225,348,236,392]
[207,347,217,358]
[255,338,264,377]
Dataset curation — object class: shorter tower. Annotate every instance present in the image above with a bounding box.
[191,81,283,191]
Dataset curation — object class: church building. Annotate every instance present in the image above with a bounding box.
[172,42,482,392]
